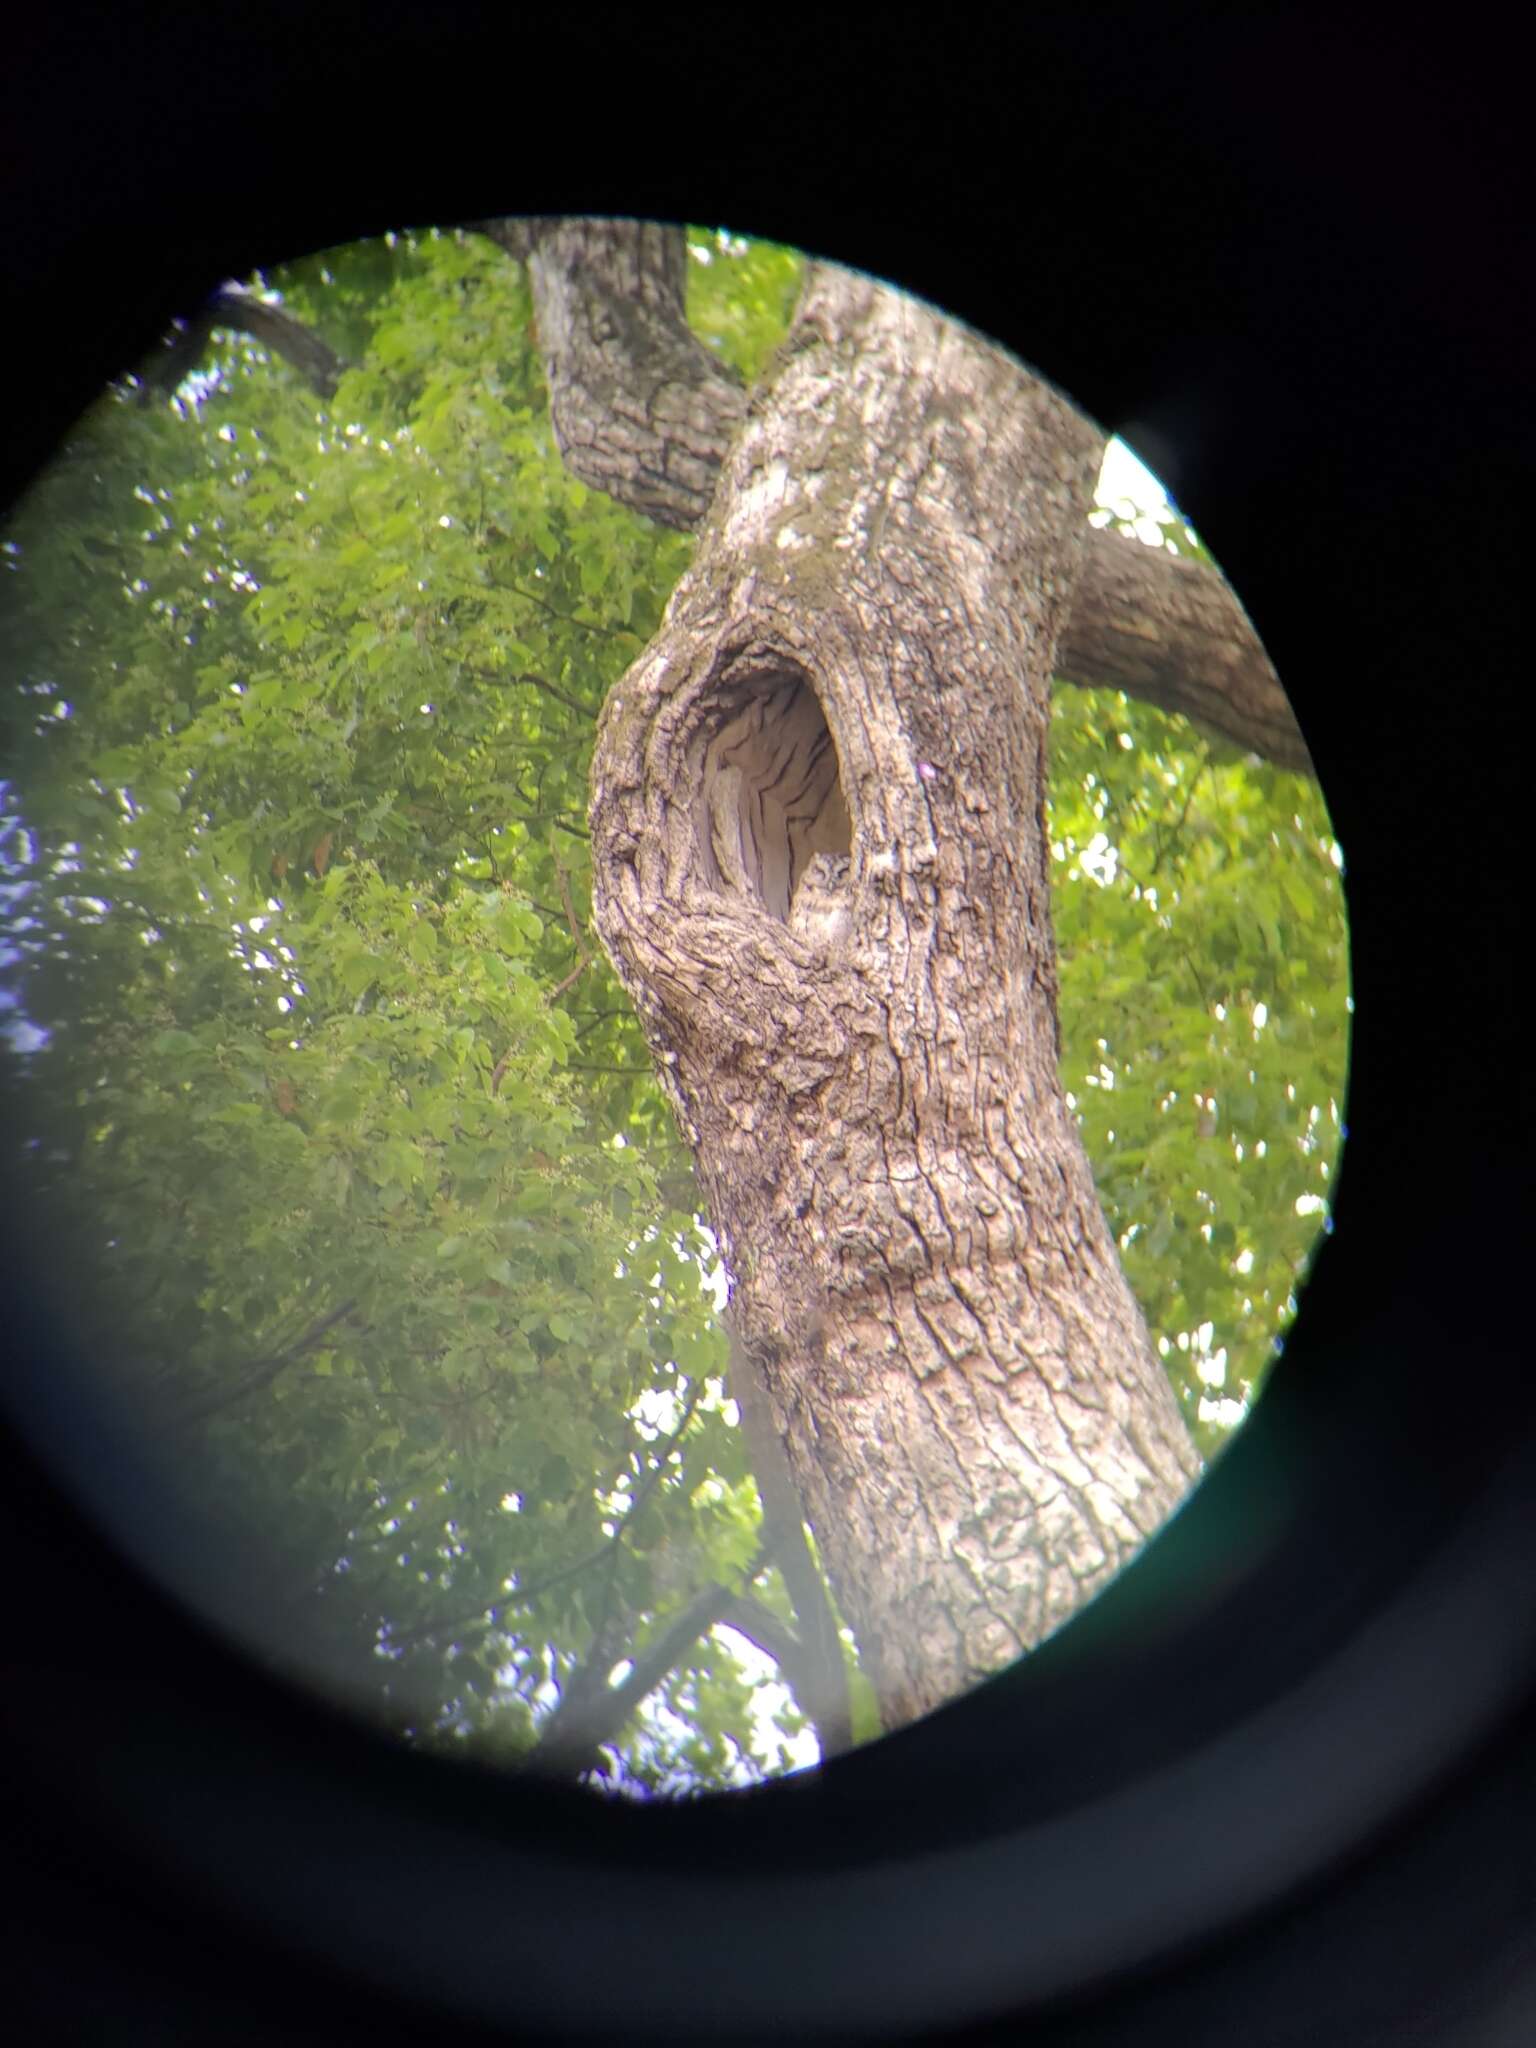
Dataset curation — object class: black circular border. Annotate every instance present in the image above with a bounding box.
[3,13,1530,2042]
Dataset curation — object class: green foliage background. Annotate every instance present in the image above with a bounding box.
[0,227,1346,1791]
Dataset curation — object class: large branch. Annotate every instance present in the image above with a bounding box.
[1063,521,1313,773]
[530,1543,775,1781]
[138,284,346,402]
[480,217,746,531]
[485,217,1312,775]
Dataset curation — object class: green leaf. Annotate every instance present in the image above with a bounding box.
[152,1027,201,1059]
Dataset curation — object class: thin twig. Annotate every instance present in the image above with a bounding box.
[173,1298,359,1428]
[387,1379,708,1653]
[546,853,593,1003]
[464,663,598,720]
[481,577,644,647]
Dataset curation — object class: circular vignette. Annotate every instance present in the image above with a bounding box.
[1,16,1531,2040]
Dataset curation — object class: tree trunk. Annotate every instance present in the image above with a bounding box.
[589,261,1200,1730]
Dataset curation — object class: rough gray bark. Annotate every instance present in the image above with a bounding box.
[1062,520,1312,773]
[587,259,1201,1730]
[481,217,746,531]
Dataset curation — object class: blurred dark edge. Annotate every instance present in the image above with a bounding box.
[1,9,1530,2044]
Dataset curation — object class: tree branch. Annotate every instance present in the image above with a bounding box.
[387,1379,708,1654]
[546,852,594,1003]
[139,285,347,402]
[719,1591,850,1750]
[464,663,601,721]
[171,1298,358,1428]
[530,1540,776,1781]
[480,216,745,532]
[1057,522,1314,774]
